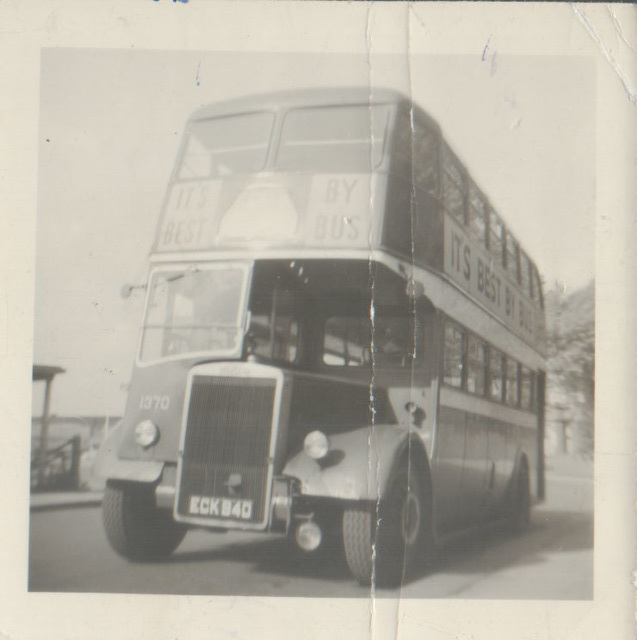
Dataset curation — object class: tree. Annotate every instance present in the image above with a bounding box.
[544,281,595,456]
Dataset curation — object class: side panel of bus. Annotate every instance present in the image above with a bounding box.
[432,309,543,534]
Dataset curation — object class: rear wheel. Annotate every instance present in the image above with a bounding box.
[343,462,431,587]
[102,482,186,561]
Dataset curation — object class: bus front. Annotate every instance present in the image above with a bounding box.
[97,92,435,587]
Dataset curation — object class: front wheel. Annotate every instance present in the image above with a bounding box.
[343,463,431,587]
[102,482,187,561]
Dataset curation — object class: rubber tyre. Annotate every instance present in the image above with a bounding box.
[343,463,430,588]
[102,482,187,561]
[510,461,531,532]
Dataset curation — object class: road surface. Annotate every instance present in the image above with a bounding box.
[28,470,593,599]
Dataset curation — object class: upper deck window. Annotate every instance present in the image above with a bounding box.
[488,209,505,266]
[533,267,544,309]
[276,105,389,172]
[412,124,439,195]
[468,183,487,244]
[393,115,439,195]
[177,111,275,180]
[505,231,520,283]
[520,251,533,297]
[442,145,466,224]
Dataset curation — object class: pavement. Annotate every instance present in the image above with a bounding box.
[544,453,593,480]
[29,490,104,512]
[28,467,593,598]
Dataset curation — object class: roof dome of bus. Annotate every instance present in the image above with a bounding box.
[190,87,414,122]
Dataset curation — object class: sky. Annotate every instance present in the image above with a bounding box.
[33,49,595,416]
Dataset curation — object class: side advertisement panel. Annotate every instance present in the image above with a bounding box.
[443,216,545,352]
[154,173,387,253]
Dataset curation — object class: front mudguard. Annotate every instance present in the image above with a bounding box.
[283,425,427,501]
[92,420,164,485]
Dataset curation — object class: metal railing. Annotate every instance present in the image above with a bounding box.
[30,435,81,492]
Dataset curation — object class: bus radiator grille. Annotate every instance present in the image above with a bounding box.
[176,375,277,526]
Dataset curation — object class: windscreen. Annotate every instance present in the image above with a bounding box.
[139,265,249,363]
[177,112,275,180]
[276,104,390,172]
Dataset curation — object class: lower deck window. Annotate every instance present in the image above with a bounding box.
[506,358,520,406]
[466,335,487,395]
[520,366,536,411]
[443,323,465,388]
[442,316,538,412]
[489,350,505,402]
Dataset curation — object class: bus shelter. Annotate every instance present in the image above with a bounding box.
[32,364,66,490]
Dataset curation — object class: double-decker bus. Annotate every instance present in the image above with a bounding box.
[97,88,546,587]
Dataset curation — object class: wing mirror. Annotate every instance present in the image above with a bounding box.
[120,283,146,299]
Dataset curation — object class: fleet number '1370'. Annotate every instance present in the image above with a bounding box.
[139,395,170,411]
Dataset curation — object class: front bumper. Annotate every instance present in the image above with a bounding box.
[155,465,303,534]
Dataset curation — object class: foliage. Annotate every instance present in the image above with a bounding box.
[544,281,595,455]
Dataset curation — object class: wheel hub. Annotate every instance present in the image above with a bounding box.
[401,492,421,546]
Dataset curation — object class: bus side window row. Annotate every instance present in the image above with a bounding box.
[436,140,543,310]
[391,115,543,309]
[443,320,537,412]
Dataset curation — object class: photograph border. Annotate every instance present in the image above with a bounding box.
[1,2,634,639]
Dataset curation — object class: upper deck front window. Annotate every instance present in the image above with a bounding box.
[276,105,390,172]
[177,112,275,180]
[139,264,249,363]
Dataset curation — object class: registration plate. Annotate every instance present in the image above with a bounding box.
[188,495,254,520]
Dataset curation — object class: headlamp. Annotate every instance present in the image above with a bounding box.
[303,430,330,460]
[135,419,159,448]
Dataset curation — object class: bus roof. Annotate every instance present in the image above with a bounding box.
[169,87,542,275]
[189,87,440,132]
